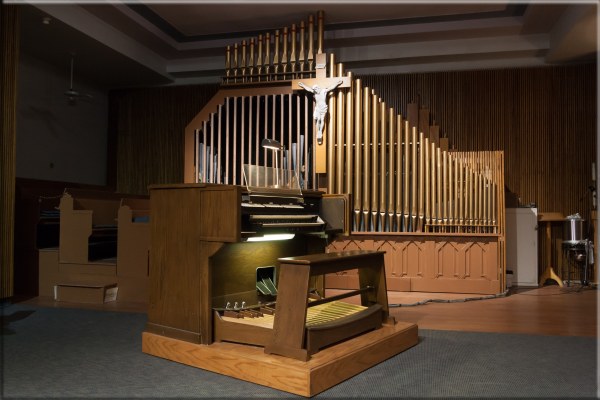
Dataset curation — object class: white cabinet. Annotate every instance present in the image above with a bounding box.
[506,208,539,287]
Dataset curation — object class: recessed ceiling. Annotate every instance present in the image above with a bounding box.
[16,2,597,89]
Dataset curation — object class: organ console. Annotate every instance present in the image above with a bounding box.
[143,183,417,396]
[145,9,507,397]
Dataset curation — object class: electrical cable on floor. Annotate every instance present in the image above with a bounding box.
[388,289,510,307]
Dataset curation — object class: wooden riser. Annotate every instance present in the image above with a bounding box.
[142,321,418,397]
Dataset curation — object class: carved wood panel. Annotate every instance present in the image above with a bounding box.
[326,235,501,294]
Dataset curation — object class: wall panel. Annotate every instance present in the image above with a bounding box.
[110,84,219,195]
[1,4,19,299]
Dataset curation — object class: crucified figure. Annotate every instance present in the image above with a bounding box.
[298,79,343,145]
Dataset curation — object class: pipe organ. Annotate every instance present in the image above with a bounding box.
[192,70,504,235]
[146,10,505,397]
[185,11,506,297]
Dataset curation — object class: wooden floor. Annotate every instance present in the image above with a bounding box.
[19,284,597,337]
[386,285,597,337]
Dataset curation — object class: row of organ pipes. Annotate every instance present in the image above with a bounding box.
[195,20,503,235]
[224,12,325,83]
[193,78,501,235]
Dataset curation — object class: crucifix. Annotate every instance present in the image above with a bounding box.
[291,53,351,173]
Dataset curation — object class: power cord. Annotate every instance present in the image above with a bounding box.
[389,289,510,307]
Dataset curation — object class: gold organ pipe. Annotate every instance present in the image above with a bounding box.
[424,137,430,230]
[307,96,314,189]
[479,171,485,231]
[442,150,448,229]
[488,173,493,230]
[329,53,336,77]
[287,93,291,170]
[482,153,487,228]
[345,71,354,196]
[470,169,475,229]
[293,93,298,174]
[281,28,288,78]
[317,10,324,54]
[418,131,424,232]
[466,164,472,228]
[336,62,345,194]
[307,16,314,71]
[232,98,237,184]
[379,102,387,231]
[248,39,255,81]
[436,147,442,230]
[410,127,417,231]
[254,96,260,184]
[240,40,247,81]
[395,115,403,231]
[458,158,464,228]
[263,33,271,79]
[225,99,230,183]
[362,86,371,229]
[202,120,207,183]
[209,112,214,182]
[453,154,459,229]
[273,30,280,75]
[298,21,305,76]
[492,181,497,230]
[475,172,481,230]
[476,158,481,230]
[473,159,478,230]
[326,53,336,192]
[233,43,239,82]
[490,158,495,231]
[371,93,379,230]
[353,79,363,230]
[430,142,437,229]
[448,153,453,229]
[403,120,410,231]
[483,175,488,229]
[225,46,231,81]
[387,108,395,231]
[257,34,263,80]
[290,24,297,76]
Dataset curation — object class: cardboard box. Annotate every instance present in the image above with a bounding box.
[54,282,118,304]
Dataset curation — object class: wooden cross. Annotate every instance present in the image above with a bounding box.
[291,53,351,173]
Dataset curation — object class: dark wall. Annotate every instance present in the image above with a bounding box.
[108,84,220,194]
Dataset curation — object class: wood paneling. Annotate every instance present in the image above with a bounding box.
[1,4,19,299]
[110,84,219,195]
[327,234,501,294]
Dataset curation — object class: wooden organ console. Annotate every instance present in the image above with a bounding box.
[143,183,418,396]
[144,10,507,397]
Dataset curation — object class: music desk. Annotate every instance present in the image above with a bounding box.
[538,212,565,287]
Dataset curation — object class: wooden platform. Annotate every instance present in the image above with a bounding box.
[142,320,418,397]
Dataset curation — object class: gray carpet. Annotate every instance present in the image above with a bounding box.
[1,302,597,399]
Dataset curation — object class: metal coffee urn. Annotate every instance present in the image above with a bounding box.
[562,213,590,286]
[564,213,585,244]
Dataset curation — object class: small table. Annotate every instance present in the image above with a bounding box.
[538,212,565,287]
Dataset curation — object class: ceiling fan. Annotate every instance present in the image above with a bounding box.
[64,53,93,104]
